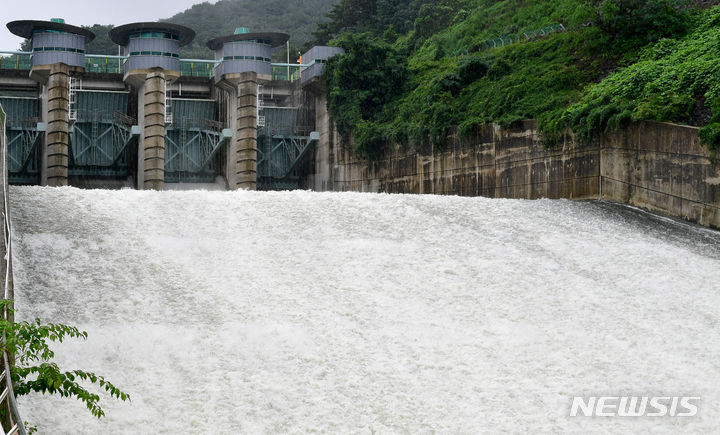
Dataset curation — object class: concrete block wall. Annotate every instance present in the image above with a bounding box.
[494,121,599,200]
[319,122,600,200]
[306,109,719,229]
[601,121,720,228]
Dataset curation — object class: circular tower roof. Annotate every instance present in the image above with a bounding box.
[207,32,289,50]
[7,19,95,42]
[109,22,196,46]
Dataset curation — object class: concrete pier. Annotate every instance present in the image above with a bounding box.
[1,21,337,189]
[45,63,71,186]
[140,69,166,190]
[235,72,257,190]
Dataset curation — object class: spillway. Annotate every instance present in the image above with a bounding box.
[9,186,720,433]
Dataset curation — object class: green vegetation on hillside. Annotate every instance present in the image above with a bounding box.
[166,0,339,59]
[314,0,466,45]
[321,0,720,157]
[551,9,720,151]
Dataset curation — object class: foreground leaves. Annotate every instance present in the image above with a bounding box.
[0,300,129,419]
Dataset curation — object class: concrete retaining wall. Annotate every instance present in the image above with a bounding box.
[601,121,719,228]
[305,118,720,229]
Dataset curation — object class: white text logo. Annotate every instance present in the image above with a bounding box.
[570,396,700,417]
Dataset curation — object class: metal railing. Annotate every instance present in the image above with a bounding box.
[1,50,308,82]
[85,56,122,74]
[0,105,26,435]
[179,60,215,78]
[271,64,302,82]
[0,52,31,72]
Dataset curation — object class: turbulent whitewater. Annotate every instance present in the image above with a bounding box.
[9,186,720,433]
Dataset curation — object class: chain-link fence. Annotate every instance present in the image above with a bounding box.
[452,24,566,57]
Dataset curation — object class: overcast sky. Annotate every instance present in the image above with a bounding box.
[0,0,215,51]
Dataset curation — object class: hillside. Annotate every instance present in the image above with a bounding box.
[321,0,720,157]
[166,0,339,58]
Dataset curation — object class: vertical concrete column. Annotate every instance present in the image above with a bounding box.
[142,70,166,190]
[223,87,238,188]
[45,64,70,186]
[235,72,258,190]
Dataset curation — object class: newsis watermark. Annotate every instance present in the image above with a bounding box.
[570,396,700,417]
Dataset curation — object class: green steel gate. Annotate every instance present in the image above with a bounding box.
[69,90,135,178]
[257,107,319,190]
[165,98,230,183]
[0,96,42,184]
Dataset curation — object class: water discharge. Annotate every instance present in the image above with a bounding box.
[8,186,720,433]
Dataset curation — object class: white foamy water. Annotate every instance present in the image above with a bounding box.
[8,186,720,434]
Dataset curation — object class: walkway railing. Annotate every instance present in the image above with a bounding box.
[1,51,307,81]
[0,53,30,72]
[0,105,26,435]
[85,56,123,74]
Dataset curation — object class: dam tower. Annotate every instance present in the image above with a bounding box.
[7,18,95,186]
[109,22,195,190]
[208,28,289,190]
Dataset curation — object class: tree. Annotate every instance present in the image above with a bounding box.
[85,25,118,55]
[313,0,442,44]
[313,0,378,43]
[0,300,129,425]
[590,0,690,42]
[324,32,409,157]
[412,1,463,46]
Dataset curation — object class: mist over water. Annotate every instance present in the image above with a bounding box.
[9,186,720,433]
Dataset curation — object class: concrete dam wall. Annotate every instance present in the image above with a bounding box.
[304,118,720,229]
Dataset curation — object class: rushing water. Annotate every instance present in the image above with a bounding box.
[9,186,720,434]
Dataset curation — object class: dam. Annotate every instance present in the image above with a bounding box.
[1,14,719,435]
[0,18,339,191]
[9,186,720,433]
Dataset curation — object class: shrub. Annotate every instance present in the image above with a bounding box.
[550,8,720,150]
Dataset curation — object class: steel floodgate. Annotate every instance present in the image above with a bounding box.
[9,186,720,433]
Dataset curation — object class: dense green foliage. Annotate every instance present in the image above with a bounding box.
[324,33,409,157]
[0,301,129,420]
[314,0,467,46]
[589,0,690,42]
[550,8,720,151]
[322,0,720,157]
